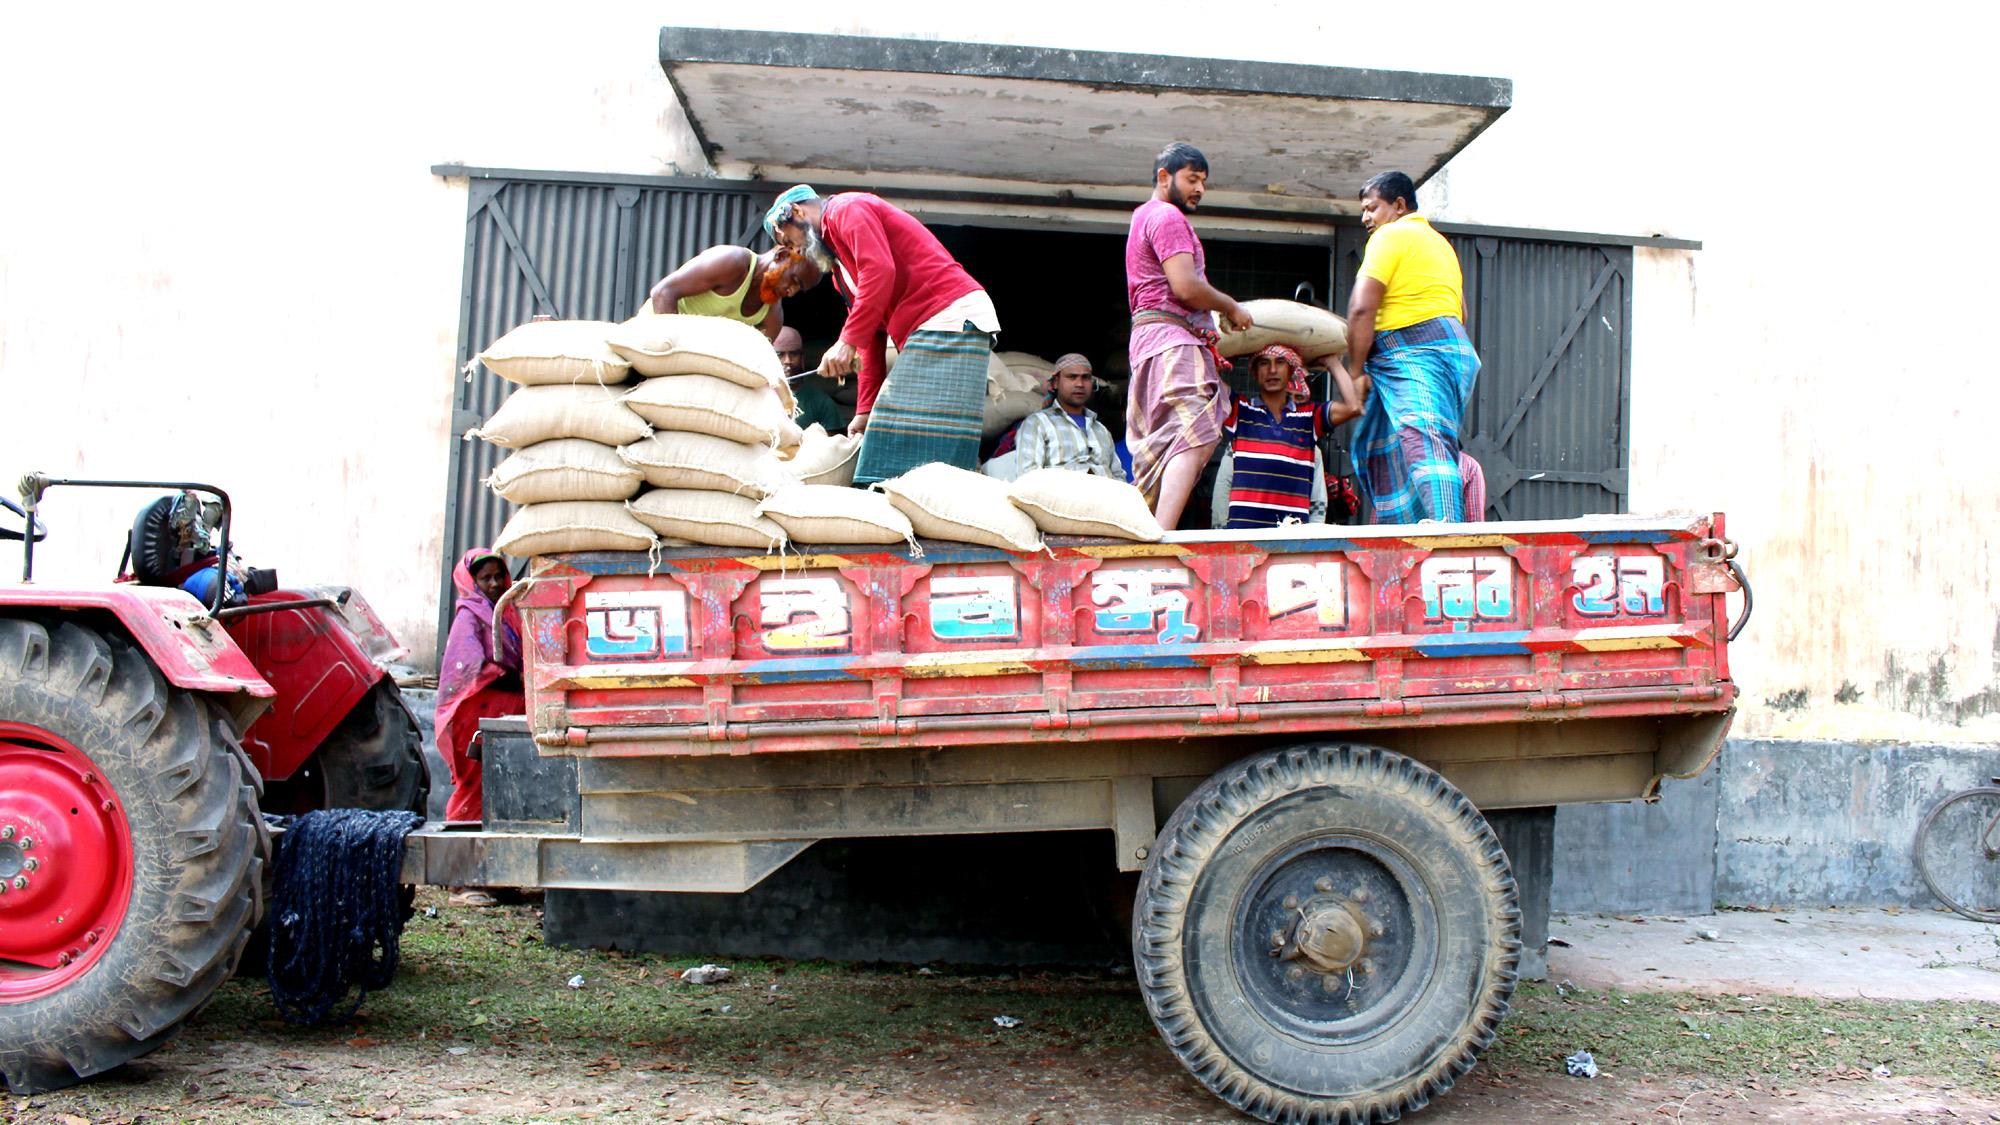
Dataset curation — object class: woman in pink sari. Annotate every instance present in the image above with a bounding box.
[435,549,522,829]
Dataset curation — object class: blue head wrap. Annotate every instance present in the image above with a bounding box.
[763,184,819,240]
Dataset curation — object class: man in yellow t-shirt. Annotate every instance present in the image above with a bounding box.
[1344,171,1482,523]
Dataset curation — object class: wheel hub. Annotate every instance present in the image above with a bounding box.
[0,728,133,998]
[1283,895,1371,974]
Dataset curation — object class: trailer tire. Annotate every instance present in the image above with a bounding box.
[313,680,429,817]
[1133,743,1519,1124]
[0,618,266,1095]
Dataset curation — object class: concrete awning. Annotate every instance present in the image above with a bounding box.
[660,28,1510,219]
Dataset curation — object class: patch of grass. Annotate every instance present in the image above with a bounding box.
[201,890,1156,1069]
[1490,983,2000,1092]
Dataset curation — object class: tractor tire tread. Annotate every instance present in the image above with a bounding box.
[0,618,266,1096]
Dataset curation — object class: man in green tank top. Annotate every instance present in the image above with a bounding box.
[644,245,823,340]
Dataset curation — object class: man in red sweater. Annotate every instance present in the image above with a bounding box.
[765,185,999,485]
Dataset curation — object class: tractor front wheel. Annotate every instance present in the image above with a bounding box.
[0,618,266,1094]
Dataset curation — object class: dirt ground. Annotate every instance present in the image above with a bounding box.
[12,894,2000,1124]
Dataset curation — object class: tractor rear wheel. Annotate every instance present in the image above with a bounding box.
[0,618,266,1094]
[315,681,429,816]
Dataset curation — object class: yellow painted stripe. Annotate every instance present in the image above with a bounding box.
[1570,623,1697,652]
[1243,638,1374,665]
[1074,544,1195,560]
[562,672,700,688]
[731,554,855,571]
[1398,534,1522,549]
[900,648,1041,677]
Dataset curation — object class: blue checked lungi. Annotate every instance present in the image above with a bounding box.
[853,323,992,485]
[1352,316,1480,523]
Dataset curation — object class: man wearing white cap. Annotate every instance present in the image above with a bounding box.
[1014,354,1121,480]
[764,184,999,485]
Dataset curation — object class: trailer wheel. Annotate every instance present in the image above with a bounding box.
[299,681,429,817]
[1133,743,1519,1124]
[0,618,266,1094]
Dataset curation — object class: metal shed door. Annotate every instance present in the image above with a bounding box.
[437,174,773,645]
[1334,228,1633,521]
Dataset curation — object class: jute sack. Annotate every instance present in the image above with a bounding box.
[629,489,787,550]
[757,485,915,547]
[878,463,1042,552]
[785,424,862,487]
[1010,468,1165,541]
[1217,299,1349,362]
[478,320,632,386]
[494,501,657,558]
[620,431,783,497]
[605,315,796,414]
[486,439,644,504]
[623,375,790,447]
[471,384,652,449]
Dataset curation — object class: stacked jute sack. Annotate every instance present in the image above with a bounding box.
[470,318,1165,556]
[472,314,843,556]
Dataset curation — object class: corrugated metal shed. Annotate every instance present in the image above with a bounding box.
[437,173,771,644]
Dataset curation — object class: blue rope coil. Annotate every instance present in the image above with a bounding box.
[266,808,422,1025]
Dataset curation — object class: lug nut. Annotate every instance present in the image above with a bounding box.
[102,800,115,812]
[17,838,31,851]
[13,876,28,890]
[1358,958,1377,976]
[1287,966,1305,982]
[86,930,100,944]
[0,825,13,839]
[1281,894,1298,910]
[1314,876,1334,893]
[22,859,37,873]
[56,951,71,966]
[1350,887,1371,903]
[1271,929,1286,947]
[1367,921,1384,939]
[1321,974,1342,993]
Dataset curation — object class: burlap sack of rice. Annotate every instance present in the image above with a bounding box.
[785,424,862,487]
[486,439,644,504]
[619,431,783,497]
[628,489,787,550]
[757,485,915,546]
[494,501,658,557]
[605,314,797,415]
[878,463,1042,552]
[478,320,632,386]
[1216,299,1349,362]
[471,384,652,449]
[623,375,791,448]
[1009,468,1165,541]
[983,354,1047,438]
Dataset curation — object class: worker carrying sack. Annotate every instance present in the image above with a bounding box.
[606,314,797,415]
[471,384,652,449]
[494,501,658,557]
[1216,299,1348,362]
[1010,468,1165,541]
[486,439,644,504]
[623,375,794,449]
[619,431,784,497]
[877,463,1043,553]
[478,320,633,386]
[628,489,788,551]
[757,485,916,547]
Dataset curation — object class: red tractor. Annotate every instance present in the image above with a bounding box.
[0,474,428,1093]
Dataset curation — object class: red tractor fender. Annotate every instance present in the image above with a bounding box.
[221,588,397,784]
[0,584,276,733]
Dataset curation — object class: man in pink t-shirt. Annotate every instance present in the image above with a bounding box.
[1125,142,1253,529]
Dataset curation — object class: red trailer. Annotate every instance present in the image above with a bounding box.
[403,513,1744,1123]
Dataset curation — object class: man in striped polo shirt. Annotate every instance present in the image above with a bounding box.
[1222,344,1362,529]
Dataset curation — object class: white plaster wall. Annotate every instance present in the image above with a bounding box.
[3,2,1995,739]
